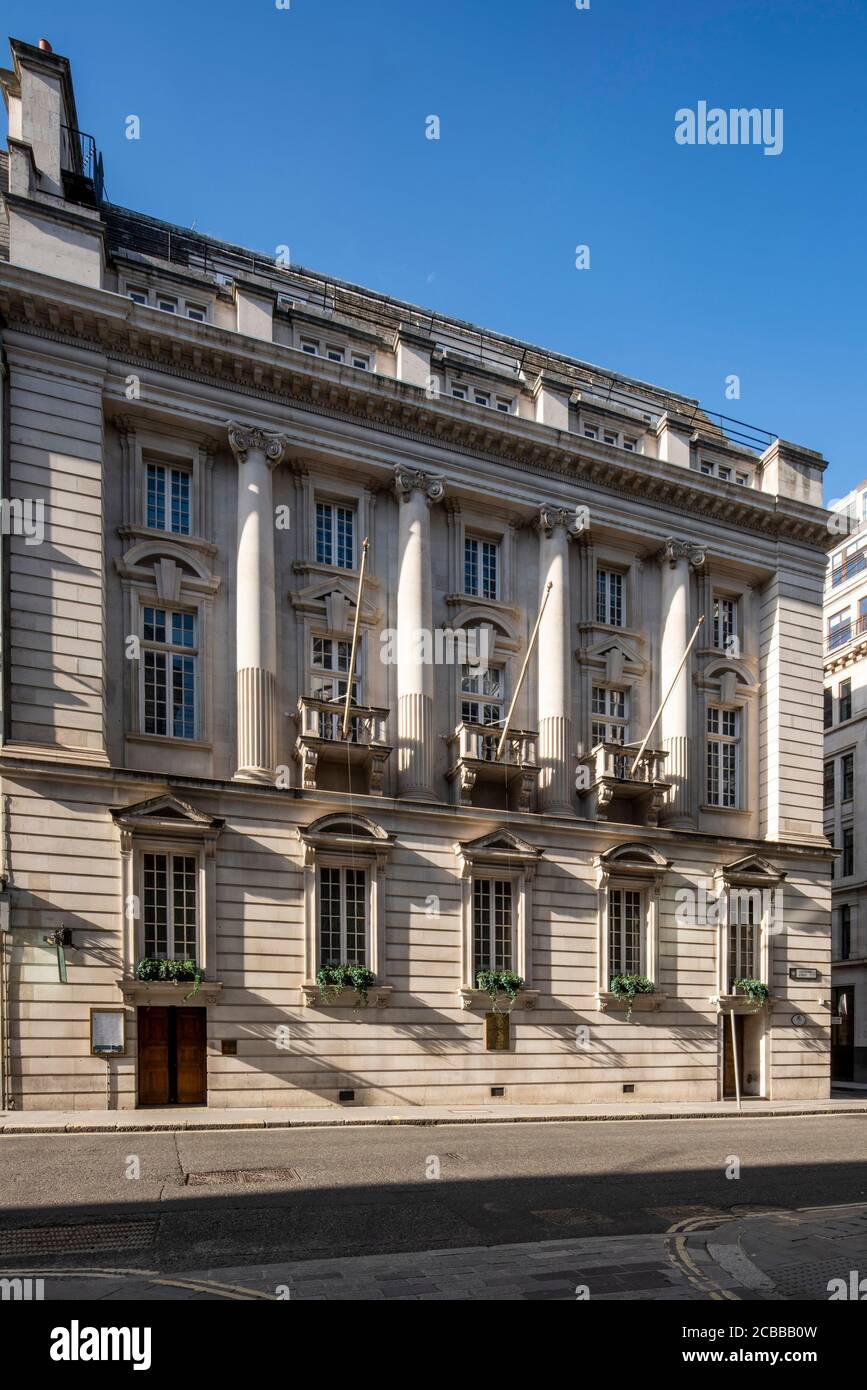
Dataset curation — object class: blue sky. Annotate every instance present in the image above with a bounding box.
[5,0,866,500]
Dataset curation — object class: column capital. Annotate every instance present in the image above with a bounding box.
[657,537,706,569]
[393,466,445,504]
[535,504,584,539]
[227,420,287,467]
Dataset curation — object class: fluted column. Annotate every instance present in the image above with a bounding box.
[394,466,444,799]
[229,421,287,781]
[536,506,581,815]
[657,538,705,826]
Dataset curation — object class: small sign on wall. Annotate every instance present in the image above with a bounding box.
[485,1012,510,1051]
[90,1008,126,1056]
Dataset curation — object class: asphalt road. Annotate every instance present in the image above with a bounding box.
[1,1116,865,1273]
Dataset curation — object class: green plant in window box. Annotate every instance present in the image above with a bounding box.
[135,957,203,1000]
[732,978,770,1007]
[609,973,655,1022]
[476,969,525,1014]
[316,963,377,1009]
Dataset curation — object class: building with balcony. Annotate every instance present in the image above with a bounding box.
[0,37,833,1111]
[824,484,867,1084]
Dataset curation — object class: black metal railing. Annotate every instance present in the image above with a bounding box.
[829,549,867,589]
[60,125,105,203]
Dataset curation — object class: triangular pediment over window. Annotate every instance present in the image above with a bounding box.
[456,827,543,872]
[716,854,785,886]
[112,793,224,844]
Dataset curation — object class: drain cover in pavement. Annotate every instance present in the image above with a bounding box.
[0,1218,158,1258]
[186,1168,301,1186]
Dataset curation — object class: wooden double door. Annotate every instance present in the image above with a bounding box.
[138,1006,207,1106]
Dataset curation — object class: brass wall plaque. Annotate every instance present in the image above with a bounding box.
[485,1012,510,1051]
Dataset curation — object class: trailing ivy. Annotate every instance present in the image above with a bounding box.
[135,957,203,1000]
[732,978,770,1006]
[476,969,525,1014]
[316,963,377,1008]
[609,973,655,1023]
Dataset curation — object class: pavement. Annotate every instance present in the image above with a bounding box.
[4,1204,867,1301]
[3,1094,866,1133]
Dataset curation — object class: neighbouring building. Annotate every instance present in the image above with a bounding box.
[824,484,867,1084]
[0,37,834,1111]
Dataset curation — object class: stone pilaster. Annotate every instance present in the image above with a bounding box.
[229,421,287,781]
[536,505,582,815]
[657,537,705,826]
[394,466,444,800]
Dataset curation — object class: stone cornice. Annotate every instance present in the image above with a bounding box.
[0,262,831,550]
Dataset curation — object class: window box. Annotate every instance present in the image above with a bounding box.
[301,981,393,1008]
[596,990,666,1015]
[712,991,773,1015]
[117,977,223,1007]
[459,986,540,1011]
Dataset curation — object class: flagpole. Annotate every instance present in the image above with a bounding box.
[495,581,553,762]
[630,615,704,776]
[341,538,369,740]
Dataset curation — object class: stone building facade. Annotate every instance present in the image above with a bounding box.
[824,485,867,1083]
[0,37,833,1111]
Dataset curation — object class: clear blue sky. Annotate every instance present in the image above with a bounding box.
[5,0,866,500]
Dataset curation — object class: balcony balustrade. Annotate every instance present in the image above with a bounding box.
[293,696,391,794]
[446,721,539,812]
[578,740,671,827]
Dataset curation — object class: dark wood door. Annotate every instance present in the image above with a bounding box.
[138,1007,170,1106]
[176,1008,207,1105]
[722,1014,745,1098]
[832,987,855,1082]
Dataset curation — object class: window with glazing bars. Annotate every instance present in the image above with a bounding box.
[596,569,624,626]
[712,595,737,651]
[473,878,513,975]
[608,888,642,978]
[318,865,367,965]
[143,851,197,959]
[315,501,355,569]
[706,706,739,807]
[728,890,757,990]
[146,463,191,535]
[461,663,504,741]
[464,537,499,599]
[592,686,628,745]
[310,637,361,740]
[142,607,197,739]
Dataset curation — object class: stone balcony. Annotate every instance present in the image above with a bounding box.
[446,721,539,812]
[293,696,392,795]
[578,741,671,827]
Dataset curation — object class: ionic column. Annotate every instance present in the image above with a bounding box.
[536,506,581,815]
[394,466,444,799]
[657,538,705,826]
[228,421,287,781]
